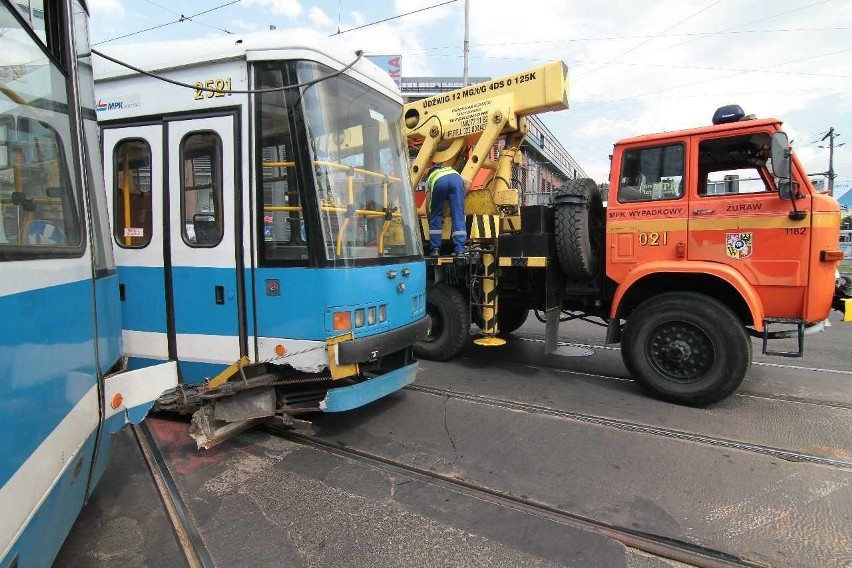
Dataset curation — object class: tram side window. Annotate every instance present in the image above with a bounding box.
[0,116,81,250]
[255,62,308,263]
[261,141,307,260]
[113,139,152,248]
[181,132,223,247]
[0,3,84,257]
[618,144,684,203]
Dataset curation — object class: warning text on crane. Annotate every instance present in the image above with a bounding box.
[444,99,494,139]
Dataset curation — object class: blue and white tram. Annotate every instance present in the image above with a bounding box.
[92,31,427,423]
[0,2,177,566]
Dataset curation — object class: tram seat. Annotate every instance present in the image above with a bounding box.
[193,215,220,245]
[23,219,67,245]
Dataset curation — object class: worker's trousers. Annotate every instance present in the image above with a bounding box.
[428,174,466,254]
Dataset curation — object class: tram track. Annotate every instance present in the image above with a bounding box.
[403,384,852,469]
[132,423,214,568]
[482,334,852,410]
[272,428,767,568]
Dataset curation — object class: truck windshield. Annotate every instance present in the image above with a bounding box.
[254,60,420,267]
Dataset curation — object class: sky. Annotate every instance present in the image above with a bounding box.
[88,0,852,198]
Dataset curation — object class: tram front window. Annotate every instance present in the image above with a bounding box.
[255,60,420,267]
[298,61,420,264]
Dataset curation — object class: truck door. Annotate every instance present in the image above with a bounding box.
[165,114,245,381]
[606,141,689,284]
[687,131,811,318]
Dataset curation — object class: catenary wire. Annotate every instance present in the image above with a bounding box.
[140,0,234,35]
[93,0,241,45]
[331,0,457,36]
[90,48,363,94]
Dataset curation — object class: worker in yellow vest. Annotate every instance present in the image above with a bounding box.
[426,164,466,256]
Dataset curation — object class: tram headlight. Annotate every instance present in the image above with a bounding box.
[354,308,365,328]
[367,307,376,325]
[379,304,387,322]
[333,311,351,330]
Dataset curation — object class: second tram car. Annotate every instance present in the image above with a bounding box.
[1,2,177,566]
[93,30,427,422]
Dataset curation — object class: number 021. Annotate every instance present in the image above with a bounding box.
[638,232,668,246]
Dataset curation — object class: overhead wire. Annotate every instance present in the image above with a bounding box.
[140,0,234,35]
[93,0,241,45]
[570,46,852,115]
[625,0,834,61]
[91,48,364,94]
[396,27,849,55]
[331,0,457,36]
[575,0,722,80]
[391,52,852,80]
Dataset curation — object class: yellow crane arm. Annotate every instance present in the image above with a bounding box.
[404,61,570,192]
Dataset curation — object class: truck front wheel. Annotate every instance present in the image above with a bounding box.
[414,283,470,361]
[621,292,751,405]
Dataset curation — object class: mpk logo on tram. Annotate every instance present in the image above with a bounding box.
[725,232,753,260]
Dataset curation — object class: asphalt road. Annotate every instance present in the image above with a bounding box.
[57,310,852,567]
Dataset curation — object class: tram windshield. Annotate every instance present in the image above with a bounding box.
[256,60,421,266]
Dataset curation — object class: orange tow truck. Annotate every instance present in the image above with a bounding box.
[404,63,848,405]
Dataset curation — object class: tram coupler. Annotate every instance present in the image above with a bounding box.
[188,388,276,449]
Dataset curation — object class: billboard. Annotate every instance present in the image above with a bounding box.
[366,55,402,89]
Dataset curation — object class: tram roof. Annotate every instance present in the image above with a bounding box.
[93,28,400,100]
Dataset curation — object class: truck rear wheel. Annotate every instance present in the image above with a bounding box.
[621,292,751,406]
[415,283,470,361]
[553,178,604,280]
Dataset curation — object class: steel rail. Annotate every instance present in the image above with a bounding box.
[133,423,215,568]
[477,334,852,410]
[514,332,852,376]
[274,429,765,568]
[404,384,852,469]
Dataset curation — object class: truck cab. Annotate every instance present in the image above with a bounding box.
[607,112,840,336]
[601,108,842,403]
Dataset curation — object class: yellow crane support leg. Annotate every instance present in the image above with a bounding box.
[473,250,506,347]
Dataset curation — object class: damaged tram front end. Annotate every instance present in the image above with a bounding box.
[94,31,426,448]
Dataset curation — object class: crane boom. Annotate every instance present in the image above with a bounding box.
[403,60,570,197]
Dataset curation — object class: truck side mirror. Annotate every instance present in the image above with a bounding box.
[770,132,792,200]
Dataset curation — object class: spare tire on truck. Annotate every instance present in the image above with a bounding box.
[553,178,604,280]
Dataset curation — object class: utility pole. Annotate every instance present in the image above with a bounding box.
[463,0,470,86]
[820,127,843,196]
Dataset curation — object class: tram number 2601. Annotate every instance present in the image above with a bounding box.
[638,231,668,246]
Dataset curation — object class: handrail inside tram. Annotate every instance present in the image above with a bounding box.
[262,160,404,255]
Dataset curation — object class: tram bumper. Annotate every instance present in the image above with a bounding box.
[336,317,429,364]
[321,360,419,413]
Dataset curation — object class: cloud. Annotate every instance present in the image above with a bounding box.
[241,0,303,18]
[449,0,852,181]
[350,10,366,27]
[308,7,333,28]
[88,0,124,19]
[230,19,268,32]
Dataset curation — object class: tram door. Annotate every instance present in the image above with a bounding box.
[104,125,169,368]
[165,115,243,382]
[105,114,243,382]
